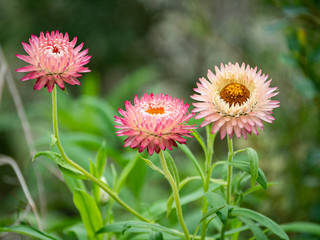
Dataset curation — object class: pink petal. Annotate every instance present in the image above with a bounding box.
[21,71,47,81]
[33,76,49,90]
[16,65,39,72]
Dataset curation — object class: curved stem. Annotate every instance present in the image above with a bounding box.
[200,125,216,240]
[52,86,152,223]
[159,150,190,240]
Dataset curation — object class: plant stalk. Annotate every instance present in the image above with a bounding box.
[159,150,190,240]
[220,137,234,240]
[52,85,152,223]
[200,125,216,240]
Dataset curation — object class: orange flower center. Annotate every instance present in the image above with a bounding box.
[220,83,250,107]
[146,106,165,115]
[52,46,60,54]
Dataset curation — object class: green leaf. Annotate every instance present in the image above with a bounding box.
[97,221,184,239]
[212,226,249,239]
[164,152,180,187]
[205,192,228,224]
[0,224,60,240]
[139,155,164,175]
[62,172,86,193]
[238,216,268,240]
[178,144,205,183]
[149,231,164,240]
[65,222,87,240]
[230,207,289,240]
[95,141,107,178]
[205,192,226,209]
[73,189,103,240]
[246,148,259,188]
[281,222,320,236]
[226,161,267,190]
[33,151,86,179]
[89,160,101,204]
[166,196,175,218]
[200,206,224,223]
[243,182,278,196]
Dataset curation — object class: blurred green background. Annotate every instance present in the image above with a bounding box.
[0,0,320,239]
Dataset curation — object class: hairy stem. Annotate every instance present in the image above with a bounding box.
[220,137,234,240]
[226,137,233,205]
[159,150,190,240]
[200,125,216,240]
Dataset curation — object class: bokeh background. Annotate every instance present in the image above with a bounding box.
[0,0,320,239]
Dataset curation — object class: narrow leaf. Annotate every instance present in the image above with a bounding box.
[73,189,103,240]
[62,173,86,193]
[33,151,86,179]
[0,225,60,240]
[200,206,224,223]
[205,192,226,209]
[164,152,180,187]
[139,155,164,175]
[246,148,259,188]
[97,221,184,239]
[226,161,267,190]
[90,160,101,204]
[58,165,87,179]
[95,141,107,177]
[178,144,205,183]
[191,129,207,156]
[238,216,268,240]
[281,222,320,236]
[205,192,228,224]
[230,207,289,240]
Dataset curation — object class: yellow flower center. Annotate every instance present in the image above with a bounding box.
[146,106,165,115]
[220,83,250,107]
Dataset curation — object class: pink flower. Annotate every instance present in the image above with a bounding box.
[115,93,196,155]
[16,31,91,93]
[191,62,280,140]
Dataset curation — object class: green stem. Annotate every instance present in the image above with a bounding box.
[220,137,234,240]
[51,86,152,223]
[159,150,190,240]
[200,125,216,240]
[226,137,233,205]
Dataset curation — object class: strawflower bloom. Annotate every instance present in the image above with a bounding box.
[191,62,280,140]
[115,93,196,155]
[16,31,91,93]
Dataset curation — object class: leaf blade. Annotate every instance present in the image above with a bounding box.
[231,207,289,240]
[246,148,259,188]
[0,225,60,240]
[73,189,103,240]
